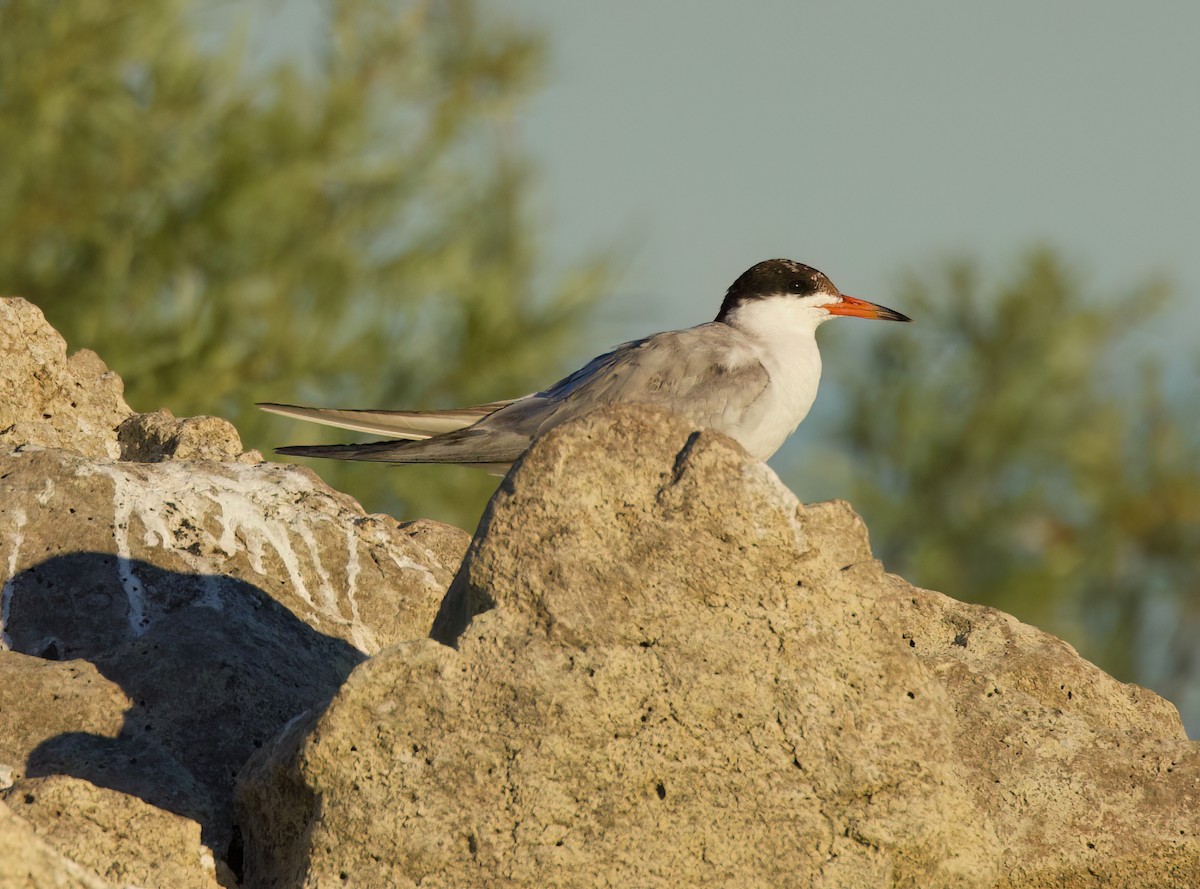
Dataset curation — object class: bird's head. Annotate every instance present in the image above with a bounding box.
[716,258,911,327]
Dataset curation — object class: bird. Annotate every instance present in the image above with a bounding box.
[260,259,910,473]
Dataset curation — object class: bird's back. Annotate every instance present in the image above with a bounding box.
[475,323,774,451]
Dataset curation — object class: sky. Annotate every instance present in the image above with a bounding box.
[248,2,1200,398]
[497,2,1200,406]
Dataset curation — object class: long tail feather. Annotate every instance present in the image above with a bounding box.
[275,424,528,468]
[258,400,514,440]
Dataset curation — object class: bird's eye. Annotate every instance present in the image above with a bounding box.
[788,280,807,294]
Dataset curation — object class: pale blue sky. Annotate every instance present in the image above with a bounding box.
[503,2,1199,331]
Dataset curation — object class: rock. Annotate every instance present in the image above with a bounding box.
[4,775,221,889]
[0,447,470,855]
[0,298,133,460]
[239,405,1200,889]
[0,296,473,880]
[6,295,1197,887]
[0,795,116,889]
[118,409,262,464]
[0,651,131,780]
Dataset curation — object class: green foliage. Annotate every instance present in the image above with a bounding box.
[830,249,1200,719]
[0,0,608,527]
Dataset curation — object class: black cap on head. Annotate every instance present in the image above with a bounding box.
[716,259,836,321]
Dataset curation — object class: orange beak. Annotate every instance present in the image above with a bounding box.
[826,294,911,322]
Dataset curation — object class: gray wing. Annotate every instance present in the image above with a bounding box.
[471,322,771,443]
[275,324,769,465]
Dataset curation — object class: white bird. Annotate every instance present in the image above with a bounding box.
[261,259,910,472]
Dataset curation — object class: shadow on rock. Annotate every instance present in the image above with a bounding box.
[7,553,366,853]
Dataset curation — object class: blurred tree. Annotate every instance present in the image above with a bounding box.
[830,249,1200,723]
[0,0,608,527]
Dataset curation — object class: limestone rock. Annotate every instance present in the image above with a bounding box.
[4,775,221,889]
[0,298,133,460]
[0,293,471,880]
[0,651,131,781]
[239,405,1200,889]
[0,796,115,889]
[0,445,470,857]
[118,408,261,464]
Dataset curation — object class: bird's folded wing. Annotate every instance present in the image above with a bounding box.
[267,324,771,467]
[528,324,773,435]
[257,400,516,440]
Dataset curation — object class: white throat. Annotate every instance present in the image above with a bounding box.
[720,297,832,458]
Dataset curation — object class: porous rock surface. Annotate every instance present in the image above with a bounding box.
[238,405,1200,889]
[4,295,1198,888]
[0,795,116,889]
[117,408,260,464]
[0,298,471,886]
[0,298,132,460]
[8,774,223,889]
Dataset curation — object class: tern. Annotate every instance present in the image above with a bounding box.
[261,259,910,472]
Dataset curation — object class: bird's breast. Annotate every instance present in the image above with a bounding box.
[735,338,823,460]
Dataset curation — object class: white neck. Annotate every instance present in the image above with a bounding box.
[721,296,833,342]
[720,297,832,458]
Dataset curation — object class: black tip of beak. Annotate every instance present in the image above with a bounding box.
[881,307,912,323]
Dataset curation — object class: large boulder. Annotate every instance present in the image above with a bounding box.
[238,405,1200,889]
[0,298,471,883]
[5,294,1197,887]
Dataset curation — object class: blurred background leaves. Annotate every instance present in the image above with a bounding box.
[0,1,1196,728]
[0,0,609,526]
